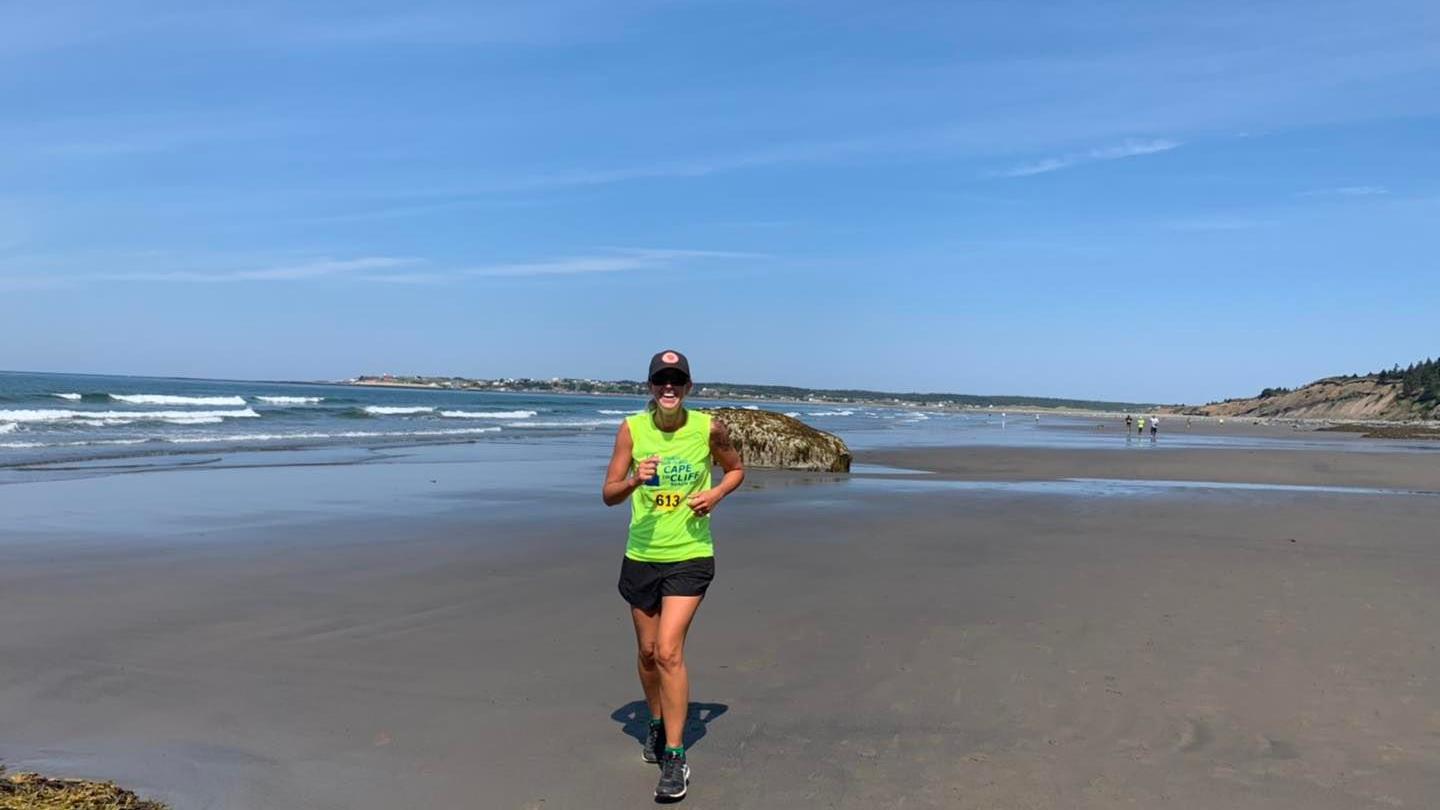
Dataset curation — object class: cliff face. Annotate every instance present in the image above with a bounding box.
[704,408,852,472]
[1183,376,1438,421]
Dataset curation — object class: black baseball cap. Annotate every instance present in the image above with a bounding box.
[648,349,691,383]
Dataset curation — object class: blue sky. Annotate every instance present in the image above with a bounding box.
[1,0,1437,403]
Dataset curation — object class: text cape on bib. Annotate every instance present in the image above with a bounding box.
[626,409,714,563]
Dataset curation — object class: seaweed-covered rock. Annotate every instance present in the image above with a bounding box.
[704,408,851,472]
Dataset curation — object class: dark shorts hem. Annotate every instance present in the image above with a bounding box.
[618,555,715,612]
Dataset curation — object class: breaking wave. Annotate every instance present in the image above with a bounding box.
[0,422,16,434]
[257,396,325,405]
[110,394,248,406]
[52,393,82,400]
[439,409,537,419]
[1,438,150,449]
[167,426,502,444]
[362,406,435,416]
[807,410,854,417]
[0,408,260,424]
[512,419,620,428]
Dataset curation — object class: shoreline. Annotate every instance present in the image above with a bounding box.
[8,369,1438,428]
[863,443,1440,492]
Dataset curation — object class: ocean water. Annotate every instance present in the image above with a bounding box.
[0,370,989,468]
[1,370,1421,472]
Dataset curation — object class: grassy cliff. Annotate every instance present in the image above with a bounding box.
[1183,358,1440,421]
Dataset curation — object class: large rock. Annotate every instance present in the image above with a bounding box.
[704,408,851,472]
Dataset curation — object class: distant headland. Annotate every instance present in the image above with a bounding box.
[1176,357,1440,423]
[351,357,1440,432]
[348,374,1155,413]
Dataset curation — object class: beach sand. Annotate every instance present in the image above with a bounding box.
[2,439,1440,808]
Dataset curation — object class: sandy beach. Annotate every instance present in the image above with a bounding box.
[3,434,1440,809]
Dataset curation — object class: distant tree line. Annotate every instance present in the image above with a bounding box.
[1392,358,1440,404]
[1341,358,1440,405]
[700,382,1154,411]
[354,375,1156,411]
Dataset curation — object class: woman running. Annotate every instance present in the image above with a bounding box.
[603,349,745,801]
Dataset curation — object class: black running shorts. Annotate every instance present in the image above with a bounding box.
[618,556,715,612]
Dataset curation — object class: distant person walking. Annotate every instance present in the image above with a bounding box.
[603,350,745,801]
[1150,416,1159,439]
[1137,416,1146,435]
[1124,414,1133,432]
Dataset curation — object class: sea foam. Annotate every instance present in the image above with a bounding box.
[0,408,260,424]
[597,409,633,415]
[257,396,325,404]
[166,426,501,444]
[0,438,150,449]
[52,393,82,400]
[162,416,227,425]
[0,422,16,434]
[110,394,247,406]
[439,409,537,419]
[363,406,435,415]
[514,419,621,428]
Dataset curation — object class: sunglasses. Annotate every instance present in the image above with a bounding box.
[649,372,690,387]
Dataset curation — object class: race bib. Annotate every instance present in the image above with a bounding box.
[651,490,686,512]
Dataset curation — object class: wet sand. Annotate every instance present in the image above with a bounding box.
[867,443,1440,491]
[3,441,1440,808]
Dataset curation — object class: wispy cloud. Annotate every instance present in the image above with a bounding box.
[0,2,635,56]
[495,135,903,193]
[0,249,757,290]
[1297,185,1390,197]
[0,275,68,292]
[464,248,760,278]
[90,256,420,283]
[279,4,618,47]
[33,123,278,159]
[0,256,415,291]
[353,272,452,284]
[995,139,1182,178]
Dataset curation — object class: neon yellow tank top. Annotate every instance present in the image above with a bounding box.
[626,408,714,562]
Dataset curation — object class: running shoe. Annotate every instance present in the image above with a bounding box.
[655,751,690,801]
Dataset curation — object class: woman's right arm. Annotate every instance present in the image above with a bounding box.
[602,421,640,506]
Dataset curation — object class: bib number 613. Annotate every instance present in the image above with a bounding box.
[654,492,684,510]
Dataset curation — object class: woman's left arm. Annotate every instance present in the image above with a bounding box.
[687,419,745,516]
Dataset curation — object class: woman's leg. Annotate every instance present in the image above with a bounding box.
[654,594,704,749]
[630,606,663,719]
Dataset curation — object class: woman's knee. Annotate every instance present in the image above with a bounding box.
[636,639,659,669]
[655,641,685,671]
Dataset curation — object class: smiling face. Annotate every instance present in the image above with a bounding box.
[648,370,691,413]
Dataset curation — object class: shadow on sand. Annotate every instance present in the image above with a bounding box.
[611,700,729,751]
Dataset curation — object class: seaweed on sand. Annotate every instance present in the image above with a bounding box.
[0,766,168,810]
[1319,424,1440,440]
